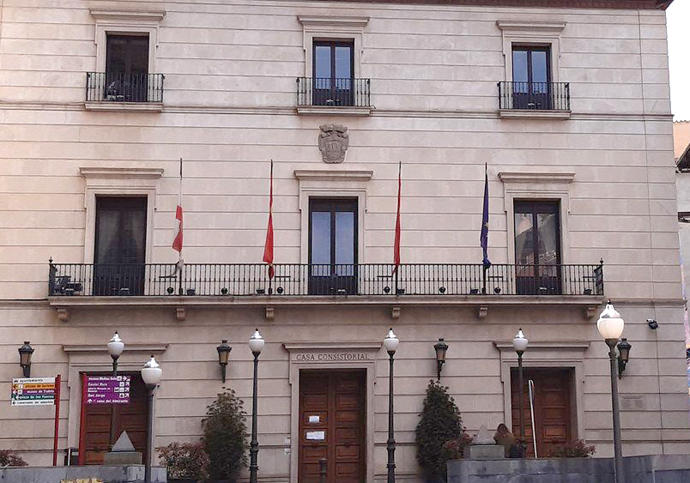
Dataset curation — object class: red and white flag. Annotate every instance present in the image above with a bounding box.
[172,158,183,254]
[393,162,402,272]
[263,160,274,279]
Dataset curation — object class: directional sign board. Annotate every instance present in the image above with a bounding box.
[11,377,56,406]
[86,375,131,404]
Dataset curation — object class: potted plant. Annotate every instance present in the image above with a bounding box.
[158,442,208,482]
[0,450,28,467]
[415,380,466,482]
[202,389,248,482]
[547,439,596,458]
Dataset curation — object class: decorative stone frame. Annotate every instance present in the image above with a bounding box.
[298,16,369,79]
[88,10,165,111]
[90,9,165,75]
[498,171,575,266]
[496,21,569,119]
[62,343,168,455]
[494,341,589,444]
[294,169,373,264]
[80,167,164,264]
[283,342,381,483]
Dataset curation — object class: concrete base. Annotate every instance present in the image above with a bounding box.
[447,454,690,483]
[0,465,166,483]
[466,444,505,460]
[103,451,143,464]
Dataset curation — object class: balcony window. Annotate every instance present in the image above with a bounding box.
[297,40,370,109]
[309,198,358,295]
[86,34,164,103]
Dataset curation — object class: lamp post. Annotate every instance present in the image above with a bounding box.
[249,329,264,483]
[18,341,34,378]
[512,328,528,456]
[107,331,124,376]
[384,328,399,483]
[141,355,162,483]
[433,338,448,380]
[216,339,232,383]
[597,301,625,483]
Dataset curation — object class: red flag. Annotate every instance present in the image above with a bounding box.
[172,158,183,253]
[393,162,401,271]
[263,161,274,278]
[172,205,183,252]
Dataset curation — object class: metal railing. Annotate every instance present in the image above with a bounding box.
[86,72,165,103]
[48,262,603,297]
[498,81,570,111]
[297,77,371,107]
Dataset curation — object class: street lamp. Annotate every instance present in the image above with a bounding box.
[433,338,448,380]
[384,328,399,483]
[597,301,625,483]
[216,339,232,383]
[249,329,264,483]
[512,328,528,456]
[617,338,632,378]
[141,355,162,483]
[107,331,124,376]
[18,341,34,378]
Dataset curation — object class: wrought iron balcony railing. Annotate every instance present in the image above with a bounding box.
[86,72,165,103]
[297,77,371,108]
[498,81,570,111]
[49,262,603,298]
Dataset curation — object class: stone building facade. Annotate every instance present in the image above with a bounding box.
[1,0,688,481]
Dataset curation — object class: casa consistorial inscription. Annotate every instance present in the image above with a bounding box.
[318,124,349,163]
[294,352,370,362]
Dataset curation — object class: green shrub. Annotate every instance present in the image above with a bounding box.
[0,449,28,467]
[157,442,208,480]
[201,389,248,480]
[415,380,466,480]
[547,439,596,458]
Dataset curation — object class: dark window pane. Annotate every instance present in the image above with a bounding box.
[536,213,558,265]
[514,213,535,266]
[106,34,149,74]
[512,50,529,84]
[335,212,354,275]
[335,46,352,79]
[531,50,549,84]
[311,211,331,272]
[315,45,331,79]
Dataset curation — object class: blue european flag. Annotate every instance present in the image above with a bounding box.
[481,163,491,269]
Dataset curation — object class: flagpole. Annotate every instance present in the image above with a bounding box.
[481,162,490,295]
[394,162,401,295]
[178,158,183,296]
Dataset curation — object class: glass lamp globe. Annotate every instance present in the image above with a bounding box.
[249,329,265,355]
[107,331,125,358]
[141,355,162,387]
[597,301,624,341]
[512,328,528,353]
[384,328,399,354]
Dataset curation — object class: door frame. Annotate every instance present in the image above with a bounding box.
[494,341,588,444]
[284,342,380,483]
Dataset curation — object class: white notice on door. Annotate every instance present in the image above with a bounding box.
[308,415,320,423]
[306,431,325,441]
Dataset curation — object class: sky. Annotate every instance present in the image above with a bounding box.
[668,0,690,121]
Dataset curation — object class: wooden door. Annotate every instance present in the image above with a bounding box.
[511,368,572,458]
[80,373,148,465]
[299,370,366,482]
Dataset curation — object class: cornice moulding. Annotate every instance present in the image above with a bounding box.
[89,9,166,22]
[298,15,370,29]
[498,171,575,184]
[63,343,168,353]
[294,169,373,181]
[283,342,382,351]
[79,167,164,179]
[496,21,566,33]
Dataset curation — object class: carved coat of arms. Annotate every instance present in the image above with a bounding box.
[318,124,349,163]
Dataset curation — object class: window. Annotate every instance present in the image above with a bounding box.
[104,34,149,102]
[94,197,147,295]
[312,41,354,106]
[511,46,551,109]
[514,200,561,295]
[309,199,357,294]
